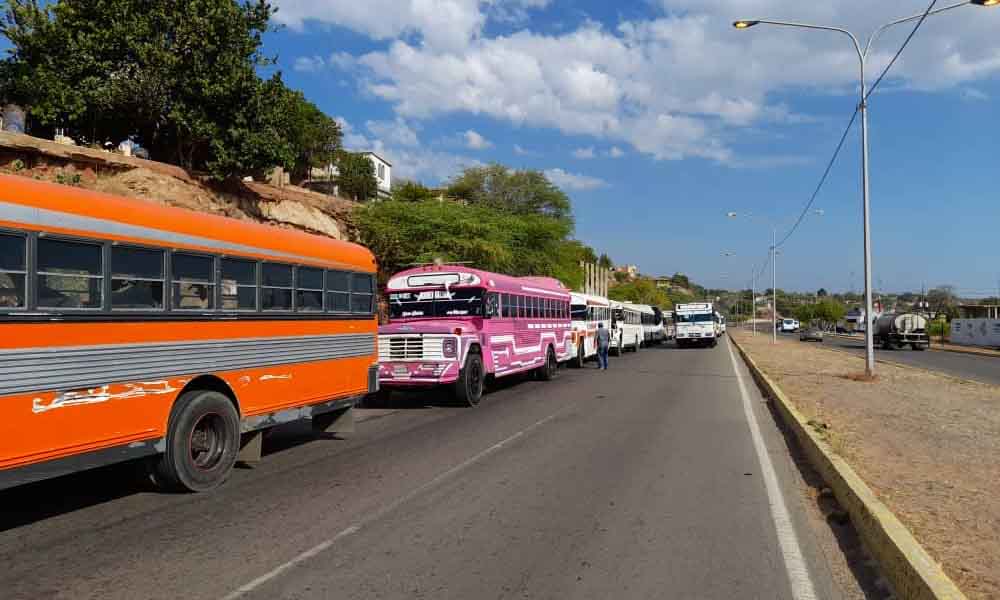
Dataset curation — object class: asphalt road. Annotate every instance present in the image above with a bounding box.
[785,332,1000,386]
[0,338,847,600]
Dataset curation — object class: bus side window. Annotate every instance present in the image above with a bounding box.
[37,238,104,309]
[326,270,350,312]
[350,273,375,314]
[0,232,27,309]
[172,252,215,310]
[485,292,499,318]
[296,267,324,312]
[111,245,165,310]
[261,263,293,311]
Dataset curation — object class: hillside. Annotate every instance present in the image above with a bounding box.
[0,131,355,241]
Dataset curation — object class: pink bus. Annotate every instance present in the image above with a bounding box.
[377,266,573,405]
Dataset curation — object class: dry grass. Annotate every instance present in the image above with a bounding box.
[733,330,1000,599]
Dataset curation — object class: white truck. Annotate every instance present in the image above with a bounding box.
[674,303,720,348]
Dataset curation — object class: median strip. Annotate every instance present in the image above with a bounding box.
[730,332,975,600]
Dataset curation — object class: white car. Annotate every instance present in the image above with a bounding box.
[779,319,798,333]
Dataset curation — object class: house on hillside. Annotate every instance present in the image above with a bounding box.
[304,151,392,200]
[362,152,392,199]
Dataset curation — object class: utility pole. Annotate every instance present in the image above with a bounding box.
[772,227,777,345]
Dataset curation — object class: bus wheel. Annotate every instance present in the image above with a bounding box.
[155,390,239,493]
[537,346,558,381]
[454,352,484,407]
[573,343,586,368]
[635,336,641,351]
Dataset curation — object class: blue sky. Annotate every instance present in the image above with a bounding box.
[10,1,1000,295]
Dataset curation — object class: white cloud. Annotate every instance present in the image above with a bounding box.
[464,129,493,149]
[366,117,420,147]
[293,55,326,72]
[309,2,1000,165]
[513,144,532,155]
[544,168,608,190]
[608,146,625,158]
[961,87,989,102]
[336,116,479,183]
[572,147,596,159]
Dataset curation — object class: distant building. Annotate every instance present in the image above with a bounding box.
[613,264,639,279]
[362,152,392,199]
[304,151,393,200]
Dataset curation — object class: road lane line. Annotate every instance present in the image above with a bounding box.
[221,408,567,600]
[726,338,819,600]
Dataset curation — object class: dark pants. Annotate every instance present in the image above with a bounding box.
[597,345,609,369]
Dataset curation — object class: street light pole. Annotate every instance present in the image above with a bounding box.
[733,0,998,375]
[772,228,777,345]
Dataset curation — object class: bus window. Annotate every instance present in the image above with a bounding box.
[172,252,215,310]
[221,258,257,311]
[297,267,324,312]
[351,273,375,314]
[0,232,27,309]
[111,245,165,309]
[261,263,293,311]
[37,238,103,309]
[501,293,513,318]
[327,270,350,312]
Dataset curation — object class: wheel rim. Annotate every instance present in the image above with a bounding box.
[189,413,226,471]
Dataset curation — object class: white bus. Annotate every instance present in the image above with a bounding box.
[569,292,611,367]
[610,300,645,355]
[675,302,720,348]
[625,302,663,346]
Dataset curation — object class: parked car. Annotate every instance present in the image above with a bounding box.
[800,327,824,342]
[778,319,798,333]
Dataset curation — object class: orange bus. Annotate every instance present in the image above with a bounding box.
[0,175,378,492]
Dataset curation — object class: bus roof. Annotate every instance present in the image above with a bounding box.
[570,292,610,306]
[0,174,375,272]
[386,266,570,298]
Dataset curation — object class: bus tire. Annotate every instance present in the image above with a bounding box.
[573,343,586,368]
[155,390,240,493]
[537,346,558,381]
[454,352,484,407]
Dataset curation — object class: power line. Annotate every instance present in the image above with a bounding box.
[772,0,939,251]
[865,0,939,102]
[774,107,859,249]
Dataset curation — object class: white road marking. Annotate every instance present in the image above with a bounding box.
[221,409,567,600]
[726,338,818,600]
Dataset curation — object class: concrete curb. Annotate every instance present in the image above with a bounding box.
[730,336,968,600]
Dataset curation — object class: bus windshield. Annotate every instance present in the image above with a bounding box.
[389,288,485,319]
[571,304,588,320]
[675,313,714,323]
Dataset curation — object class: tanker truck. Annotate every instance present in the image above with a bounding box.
[874,313,929,351]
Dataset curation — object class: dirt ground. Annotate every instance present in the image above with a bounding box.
[732,329,1000,599]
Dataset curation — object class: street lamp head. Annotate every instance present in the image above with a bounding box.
[733,20,760,29]
[971,0,1000,7]
[726,212,738,218]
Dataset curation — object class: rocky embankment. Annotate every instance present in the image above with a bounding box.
[0,131,354,241]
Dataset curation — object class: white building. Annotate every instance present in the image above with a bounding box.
[362,152,392,199]
[307,151,392,200]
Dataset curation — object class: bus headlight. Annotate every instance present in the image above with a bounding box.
[443,338,458,358]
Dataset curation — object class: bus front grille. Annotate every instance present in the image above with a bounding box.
[378,336,447,361]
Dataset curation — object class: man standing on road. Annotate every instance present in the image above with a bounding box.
[596,323,611,370]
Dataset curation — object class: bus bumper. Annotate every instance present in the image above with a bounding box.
[378,361,461,387]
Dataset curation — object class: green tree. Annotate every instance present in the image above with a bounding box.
[597,253,613,270]
[446,164,572,221]
[392,180,437,202]
[817,288,828,297]
[354,198,593,289]
[0,0,338,180]
[609,277,671,308]
[670,273,691,289]
[336,151,378,202]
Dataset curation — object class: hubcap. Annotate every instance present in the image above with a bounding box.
[189,413,226,471]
